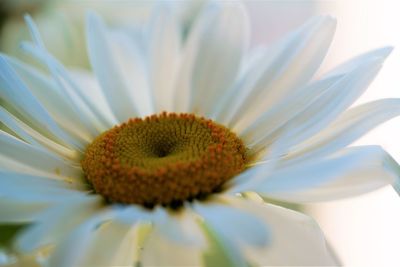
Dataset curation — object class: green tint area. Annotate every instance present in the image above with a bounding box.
[0,224,26,246]
[202,223,236,267]
[201,222,253,267]
[259,196,303,212]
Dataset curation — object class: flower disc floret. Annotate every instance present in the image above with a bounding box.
[82,112,247,207]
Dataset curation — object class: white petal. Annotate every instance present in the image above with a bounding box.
[239,74,343,146]
[201,221,248,267]
[0,170,84,200]
[148,3,182,112]
[47,208,115,267]
[113,207,162,265]
[287,98,400,164]
[238,47,392,152]
[113,205,158,225]
[64,206,156,267]
[67,70,118,129]
[175,1,249,115]
[109,29,154,116]
[0,173,83,222]
[86,12,146,121]
[0,197,49,223]
[0,105,80,162]
[4,55,97,144]
[216,16,336,128]
[20,41,113,134]
[254,146,400,202]
[228,162,277,196]
[154,206,206,247]
[0,55,83,151]
[324,46,393,77]
[240,45,268,78]
[114,204,206,248]
[77,220,136,267]
[228,133,299,194]
[192,198,269,247]
[23,15,111,139]
[0,154,63,183]
[0,130,82,181]
[250,55,387,154]
[15,196,103,253]
[226,196,336,266]
[141,229,203,267]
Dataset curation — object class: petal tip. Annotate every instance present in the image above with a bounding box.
[379,46,394,58]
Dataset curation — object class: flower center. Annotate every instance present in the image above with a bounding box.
[81,112,247,208]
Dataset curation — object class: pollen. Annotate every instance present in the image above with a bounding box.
[81,112,247,208]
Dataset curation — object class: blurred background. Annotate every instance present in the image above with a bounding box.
[1,0,399,266]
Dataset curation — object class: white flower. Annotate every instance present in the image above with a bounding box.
[1,1,399,267]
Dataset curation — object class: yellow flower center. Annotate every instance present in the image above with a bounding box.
[81,112,247,208]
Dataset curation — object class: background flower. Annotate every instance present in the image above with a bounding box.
[0,0,204,68]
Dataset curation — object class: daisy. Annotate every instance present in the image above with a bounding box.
[1,1,400,266]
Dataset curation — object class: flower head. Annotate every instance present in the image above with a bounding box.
[1,1,400,266]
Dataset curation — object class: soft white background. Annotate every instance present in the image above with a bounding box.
[245,0,400,266]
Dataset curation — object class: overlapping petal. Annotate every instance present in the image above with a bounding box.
[175,1,249,115]
[216,16,336,128]
[0,2,398,267]
[253,146,400,202]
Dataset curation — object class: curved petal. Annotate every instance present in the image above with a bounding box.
[109,29,154,116]
[67,70,118,129]
[225,195,336,266]
[15,196,103,253]
[0,197,50,223]
[192,198,269,248]
[76,220,136,267]
[148,3,182,112]
[175,1,249,115]
[0,55,83,151]
[19,41,114,133]
[192,195,281,266]
[228,133,295,195]
[141,229,203,267]
[249,55,387,154]
[201,220,248,267]
[4,55,96,144]
[0,170,84,199]
[253,146,400,202]
[0,130,82,181]
[239,74,343,146]
[242,47,394,150]
[324,46,393,78]
[0,106,80,162]
[216,16,336,128]
[0,170,84,223]
[287,98,400,164]
[86,12,153,121]
[23,15,112,136]
[154,206,206,247]
[47,208,116,267]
